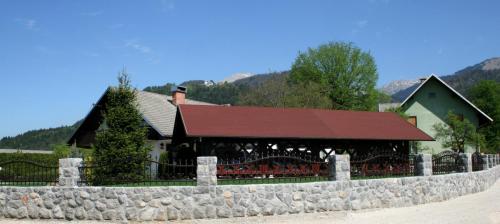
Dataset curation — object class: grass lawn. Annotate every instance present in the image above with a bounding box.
[0,181,57,187]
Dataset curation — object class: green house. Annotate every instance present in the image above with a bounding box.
[384,75,493,154]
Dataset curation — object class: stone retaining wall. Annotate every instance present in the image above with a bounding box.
[1,165,499,222]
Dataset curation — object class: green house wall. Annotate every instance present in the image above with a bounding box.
[401,78,480,154]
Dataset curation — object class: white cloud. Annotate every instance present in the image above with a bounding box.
[125,40,151,54]
[437,48,444,55]
[124,40,161,64]
[110,23,125,29]
[161,0,175,12]
[16,18,38,30]
[35,45,58,55]
[356,20,368,28]
[80,11,103,17]
[82,51,100,57]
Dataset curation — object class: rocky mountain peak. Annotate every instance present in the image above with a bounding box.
[481,57,500,71]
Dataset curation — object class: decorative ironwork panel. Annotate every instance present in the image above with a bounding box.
[350,153,415,179]
[432,151,464,175]
[0,160,59,186]
[217,151,328,184]
[471,152,483,172]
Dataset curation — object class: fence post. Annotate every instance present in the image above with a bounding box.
[58,158,82,187]
[459,153,472,173]
[197,156,217,186]
[328,154,350,181]
[482,155,489,170]
[415,154,432,176]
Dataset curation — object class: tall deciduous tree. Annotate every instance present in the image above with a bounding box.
[468,80,500,153]
[237,73,332,109]
[433,112,484,153]
[93,69,150,184]
[289,42,379,111]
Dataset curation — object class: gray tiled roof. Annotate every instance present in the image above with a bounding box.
[136,91,214,137]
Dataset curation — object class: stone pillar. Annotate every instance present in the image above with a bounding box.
[415,154,432,176]
[482,155,489,170]
[197,156,217,186]
[328,154,350,181]
[58,158,82,187]
[459,153,472,173]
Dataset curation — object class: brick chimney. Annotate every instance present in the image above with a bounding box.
[171,86,187,105]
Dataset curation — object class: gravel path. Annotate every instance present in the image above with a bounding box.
[1,180,499,224]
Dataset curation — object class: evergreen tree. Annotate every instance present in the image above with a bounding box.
[93,69,150,184]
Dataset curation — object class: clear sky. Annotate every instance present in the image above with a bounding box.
[1,0,499,138]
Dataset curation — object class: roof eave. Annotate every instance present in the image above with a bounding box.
[400,74,493,122]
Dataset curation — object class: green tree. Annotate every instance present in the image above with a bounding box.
[433,112,484,153]
[468,80,500,153]
[377,91,393,104]
[384,106,408,119]
[237,74,332,109]
[93,69,151,184]
[52,144,70,158]
[289,42,379,111]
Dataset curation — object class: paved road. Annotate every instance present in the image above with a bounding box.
[1,180,500,224]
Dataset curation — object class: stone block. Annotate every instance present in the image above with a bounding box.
[416,154,432,176]
[328,154,350,181]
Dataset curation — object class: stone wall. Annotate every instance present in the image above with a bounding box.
[1,165,499,222]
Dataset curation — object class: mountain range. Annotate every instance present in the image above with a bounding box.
[1,58,499,150]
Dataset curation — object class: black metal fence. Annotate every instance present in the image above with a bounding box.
[0,160,59,186]
[79,159,196,186]
[217,152,329,185]
[432,151,464,175]
[350,153,415,179]
[471,152,484,172]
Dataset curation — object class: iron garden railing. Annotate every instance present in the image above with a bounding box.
[471,152,484,172]
[78,159,197,186]
[350,153,416,179]
[216,152,329,185]
[0,160,59,186]
[432,151,465,175]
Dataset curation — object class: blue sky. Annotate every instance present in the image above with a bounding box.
[1,0,500,139]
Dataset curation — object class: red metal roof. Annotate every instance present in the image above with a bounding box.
[177,105,434,141]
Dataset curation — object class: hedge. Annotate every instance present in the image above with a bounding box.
[0,152,62,166]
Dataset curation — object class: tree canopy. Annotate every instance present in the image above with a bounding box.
[468,80,500,153]
[433,111,484,153]
[289,42,379,111]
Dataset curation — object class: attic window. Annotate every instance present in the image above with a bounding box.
[428,92,436,99]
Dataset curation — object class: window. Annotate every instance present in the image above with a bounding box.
[407,116,417,127]
[428,92,436,99]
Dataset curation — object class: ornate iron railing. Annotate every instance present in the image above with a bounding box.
[432,150,464,175]
[217,152,328,184]
[350,153,415,179]
[0,160,59,186]
[79,159,196,186]
[471,152,484,172]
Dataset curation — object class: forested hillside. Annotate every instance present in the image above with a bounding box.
[0,121,81,150]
